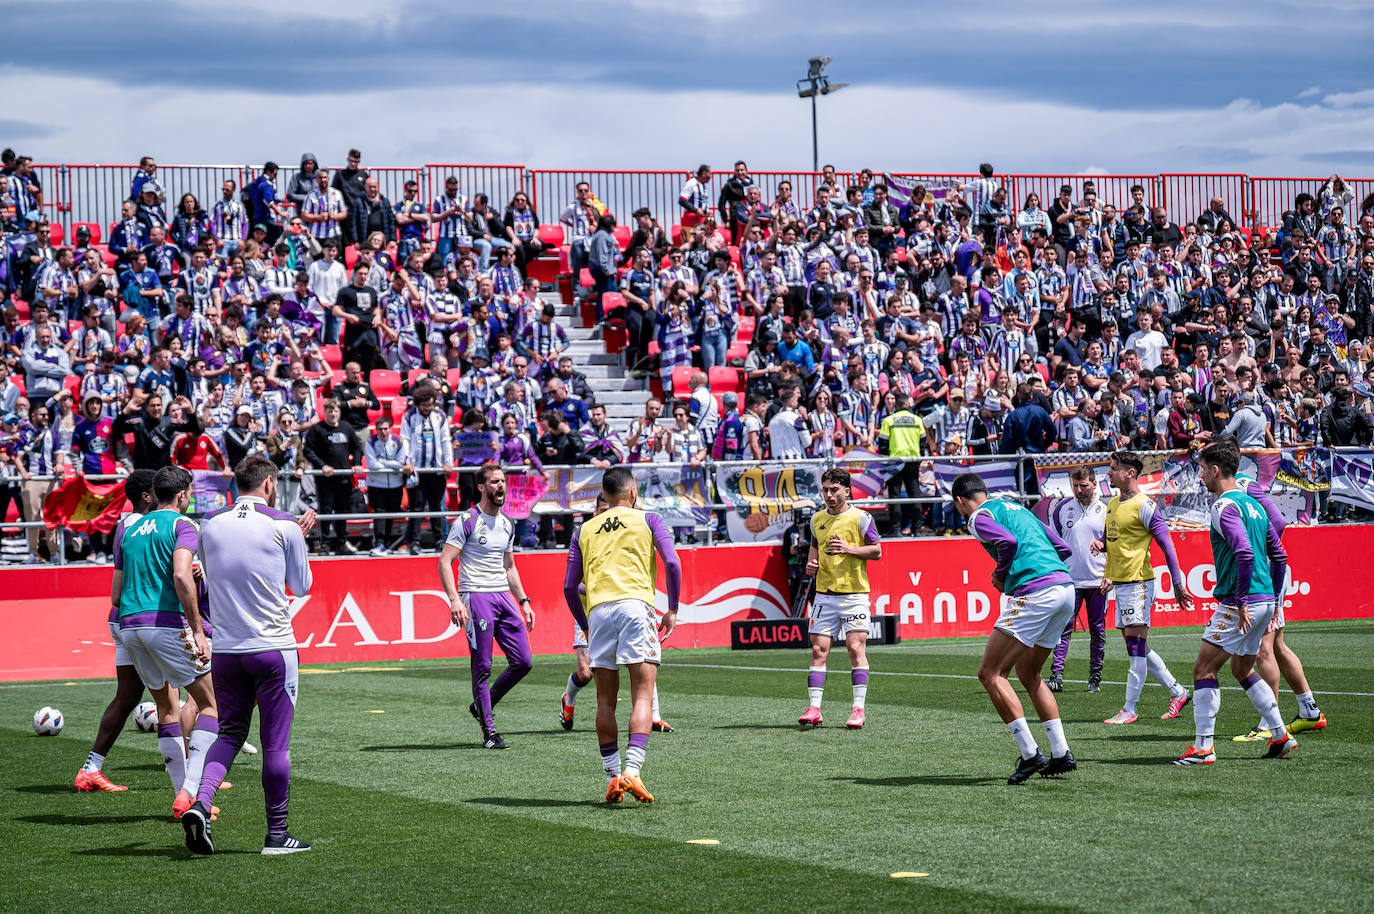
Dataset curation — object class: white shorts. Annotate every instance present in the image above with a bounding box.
[573,623,588,650]
[587,599,661,670]
[110,621,130,668]
[1113,579,1156,628]
[994,583,1076,649]
[809,592,871,640]
[121,626,204,690]
[1203,601,1274,658]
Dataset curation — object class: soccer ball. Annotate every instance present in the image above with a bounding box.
[133,702,157,732]
[33,707,64,736]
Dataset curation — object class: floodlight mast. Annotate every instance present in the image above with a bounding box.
[796,57,846,172]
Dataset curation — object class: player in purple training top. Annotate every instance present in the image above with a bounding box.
[181,456,316,856]
[438,464,535,750]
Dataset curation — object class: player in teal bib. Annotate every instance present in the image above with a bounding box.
[117,509,201,624]
[1174,439,1295,767]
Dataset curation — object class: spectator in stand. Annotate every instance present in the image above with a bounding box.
[543,377,589,431]
[22,323,68,403]
[331,361,380,445]
[332,149,369,244]
[301,167,349,249]
[350,177,396,250]
[287,153,319,210]
[679,165,712,224]
[400,387,452,552]
[587,214,619,322]
[579,403,623,467]
[394,180,430,262]
[304,398,362,554]
[248,162,288,244]
[502,190,542,274]
[334,262,383,373]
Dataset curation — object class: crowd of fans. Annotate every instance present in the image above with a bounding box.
[1,148,1373,560]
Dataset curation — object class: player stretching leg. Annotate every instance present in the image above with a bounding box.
[110,467,220,818]
[439,465,534,750]
[1229,456,1326,740]
[1045,466,1109,693]
[1175,441,1296,765]
[799,468,882,729]
[183,457,317,855]
[561,497,672,733]
[75,470,157,792]
[955,474,1079,784]
[563,468,679,803]
[1098,450,1192,725]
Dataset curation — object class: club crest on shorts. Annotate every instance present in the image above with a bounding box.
[478,618,489,631]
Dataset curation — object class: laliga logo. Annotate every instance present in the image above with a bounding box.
[653,577,791,624]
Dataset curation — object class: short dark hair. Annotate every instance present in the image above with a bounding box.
[234,455,277,493]
[124,468,157,506]
[602,466,635,499]
[1198,438,1240,477]
[152,465,193,504]
[1069,465,1096,482]
[820,467,851,488]
[1110,450,1144,476]
[950,472,987,501]
[979,163,994,177]
[476,464,505,486]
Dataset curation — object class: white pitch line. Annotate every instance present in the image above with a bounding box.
[666,662,1374,698]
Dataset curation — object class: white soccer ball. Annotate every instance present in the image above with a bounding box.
[133,702,158,732]
[33,706,64,735]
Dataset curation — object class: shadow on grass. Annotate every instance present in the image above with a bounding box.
[19,813,166,827]
[12,784,83,795]
[466,797,610,809]
[360,743,475,752]
[712,724,816,731]
[1093,756,1178,766]
[72,842,259,859]
[1078,732,1181,742]
[828,774,1003,787]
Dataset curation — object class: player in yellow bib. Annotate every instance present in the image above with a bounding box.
[799,467,882,730]
[563,468,680,804]
[1097,450,1193,725]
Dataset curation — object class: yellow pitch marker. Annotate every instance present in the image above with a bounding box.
[363,709,386,714]
[685,839,720,845]
[890,872,929,879]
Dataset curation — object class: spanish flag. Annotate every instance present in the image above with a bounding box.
[42,475,127,535]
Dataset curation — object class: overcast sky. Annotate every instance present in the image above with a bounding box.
[5,0,1374,177]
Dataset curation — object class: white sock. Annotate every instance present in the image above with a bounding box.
[1124,655,1147,714]
[566,672,587,706]
[1194,685,1220,751]
[1244,678,1287,738]
[1042,718,1069,757]
[1295,691,1321,718]
[181,722,218,797]
[852,667,868,710]
[624,745,646,778]
[158,737,186,792]
[808,667,825,709]
[600,745,620,781]
[1146,650,1185,697]
[82,751,105,774]
[1007,717,1040,760]
[651,684,661,720]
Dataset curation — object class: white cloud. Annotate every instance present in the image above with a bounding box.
[6,66,1374,222]
[1297,85,1323,98]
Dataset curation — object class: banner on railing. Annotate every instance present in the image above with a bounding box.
[189,470,233,516]
[1329,449,1374,511]
[504,472,548,519]
[716,461,820,543]
[634,464,712,528]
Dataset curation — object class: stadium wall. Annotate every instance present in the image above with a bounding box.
[2,526,1367,682]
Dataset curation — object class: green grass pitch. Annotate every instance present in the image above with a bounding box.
[2,620,1371,913]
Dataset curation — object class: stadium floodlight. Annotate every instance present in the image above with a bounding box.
[796,58,847,171]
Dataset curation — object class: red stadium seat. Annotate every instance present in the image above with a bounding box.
[446,367,462,389]
[48,223,64,245]
[10,376,24,397]
[368,369,402,402]
[391,398,408,423]
[406,368,428,387]
[736,315,755,340]
[526,257,560,285]
[647,340,661,359]
[580,300,597,327]
[74,222,101,244]
[671,225,684,245]
[99,248,117,268]
[726,342,749,363]
[344,245,360,270]
[63,375,82,399]
[107,222,120,245]
[708,366,741,393]
[728,245,740,266]
[601,291,626,318]
[603,323,627,354]
[718,227,732,245]
[537,225,564,247]
[671,366,694,399]
[613,225,632,251]
[578,268,594,289]
[320,344,343,370]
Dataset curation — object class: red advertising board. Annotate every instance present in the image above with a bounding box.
[0,527,1367,682]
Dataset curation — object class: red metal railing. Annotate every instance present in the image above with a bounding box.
[29,165,1374,239]
[1160,173,1250,231]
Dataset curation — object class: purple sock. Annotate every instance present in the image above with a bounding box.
[1124,635,1149,657]
[263,749,291,835]
[157,722,182,739]
[1241,672,1261,689]
[628,732,648,750]
[851,668,869,686]
[807,669,825,689]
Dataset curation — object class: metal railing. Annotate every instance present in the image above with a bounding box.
[27,163,1374,240]
[10,445,1358,565]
